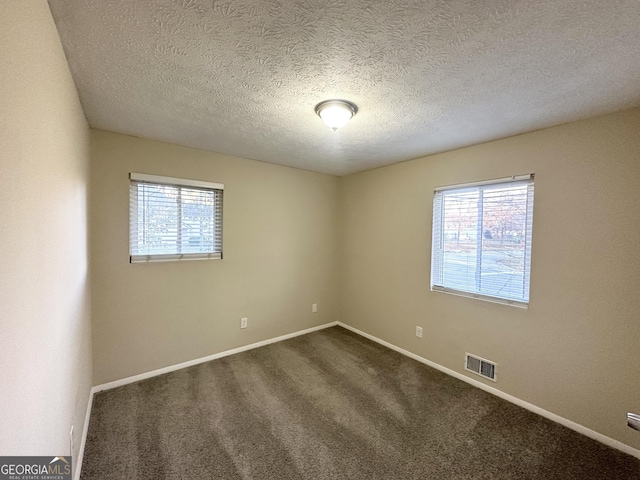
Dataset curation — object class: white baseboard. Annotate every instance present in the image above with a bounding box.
[74,388,95,480]
[336,321,640,460]
[94,322,339,393]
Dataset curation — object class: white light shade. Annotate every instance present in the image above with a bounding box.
[315,100,358,131]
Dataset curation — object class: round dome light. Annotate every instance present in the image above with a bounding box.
[314,99,358,131]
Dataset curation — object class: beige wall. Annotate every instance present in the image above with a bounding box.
[91,130,339,384]
[339,108,640,450]
[0,0,92,467]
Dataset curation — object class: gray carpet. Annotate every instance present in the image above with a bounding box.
[81,326,640,479]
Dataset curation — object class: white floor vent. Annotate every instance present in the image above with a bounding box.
[465,353,497,382]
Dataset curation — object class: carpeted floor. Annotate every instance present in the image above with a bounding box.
[81,326,640,479]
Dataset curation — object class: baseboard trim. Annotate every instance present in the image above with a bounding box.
[94,322,339,393]
[75,388,95,480]
[337,322,640,460]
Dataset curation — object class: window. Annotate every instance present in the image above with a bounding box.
[431,174,534,307]
[129,173,223,263]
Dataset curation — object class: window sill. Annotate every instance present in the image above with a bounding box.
[431,286,529,309]
[130,253,222,263]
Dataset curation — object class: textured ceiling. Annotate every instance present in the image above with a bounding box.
[49,0,640,176]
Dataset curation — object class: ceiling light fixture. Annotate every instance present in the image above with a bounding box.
[314,99,358,131]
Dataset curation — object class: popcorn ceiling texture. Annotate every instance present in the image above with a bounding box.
[49,0,640,175]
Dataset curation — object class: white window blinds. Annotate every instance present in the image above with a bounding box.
[431,174,534,307]
[129,173,224,263]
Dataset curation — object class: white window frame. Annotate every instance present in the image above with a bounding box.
[430,174,534,308]
[129,172,224,263]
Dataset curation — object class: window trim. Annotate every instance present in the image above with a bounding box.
[130,172,224,191]
[430,174,534,308]
[129,172,224,264]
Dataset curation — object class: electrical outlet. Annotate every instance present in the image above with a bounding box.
[416,326,423,338]
[240,317,248,329]
[69,425,74,456]
[312,303,318,313]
